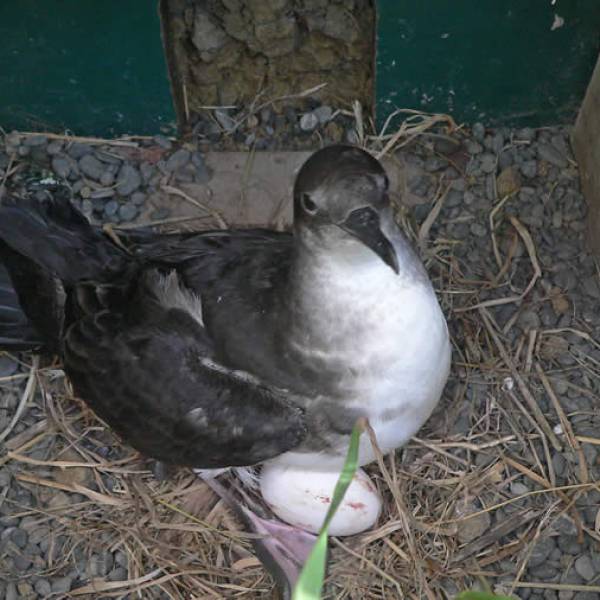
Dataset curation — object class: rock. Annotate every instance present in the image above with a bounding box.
[518,309,541,331]
[51,575,73,594]
[517,127,536,142]
[313,105,333,125]
[51,156,71,179]
[100,170,115,187]
[10,528,28,548]
[116,164,141,196]
[345,129,360,145]
[470,223,487,237]
[104,200,119,217]
[260,107,273,125]
[581,276,600,300]
[0,355,18,377]
[150,207,171,221]
[165,148,191,172]
[557,534,586,555]
[215,109,236,132]
[5,582,17,600]
[465,140,483,154]
[153,134,172,150]
[24,134,48,147]
[34,579,52,597]
[520,160,537,179]
[89,188,114,200]
[118,203,138,222]
[192,8,227,53]
[131,191,147,206]
[527,536,555,568]
[424,156,447,172]
[67,142,92,159]
[573,555,595,582]
[496,166,521,197]
[480,153,497,174]
[537,143,568,169]
[472,122,485,141]
[46,140,63,155]
[79,154,105,180]
[456,501,491,543]
[300,112,319,132]
[13,553,32,571]
[108,566,128,581]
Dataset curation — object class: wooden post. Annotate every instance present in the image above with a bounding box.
[572,54,600,256]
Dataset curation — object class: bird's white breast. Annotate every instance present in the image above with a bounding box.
[276,225,451,470]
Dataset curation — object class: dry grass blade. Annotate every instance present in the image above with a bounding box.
[161,184,228,229]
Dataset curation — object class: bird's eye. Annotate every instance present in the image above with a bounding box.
[302,194,318,215]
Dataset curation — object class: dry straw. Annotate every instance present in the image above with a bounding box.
[1,103,599,599]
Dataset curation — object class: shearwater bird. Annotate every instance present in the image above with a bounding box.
[0,145,451,596]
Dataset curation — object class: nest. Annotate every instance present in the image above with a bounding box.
[2,102,600,599]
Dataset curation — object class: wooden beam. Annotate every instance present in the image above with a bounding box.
[572,53,600,256]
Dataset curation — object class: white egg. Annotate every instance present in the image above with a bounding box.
[259,464,382,536]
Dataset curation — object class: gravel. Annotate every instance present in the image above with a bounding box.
[0,121,598,598]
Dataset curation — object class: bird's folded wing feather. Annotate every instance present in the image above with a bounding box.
[62,269,307,468]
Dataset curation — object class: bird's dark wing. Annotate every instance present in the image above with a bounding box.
[119,228,298,389]
[63,269,307,468]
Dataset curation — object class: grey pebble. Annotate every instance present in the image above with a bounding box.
[153,134,172,149]
[5,582,17,600]
[574,554,595,582]
[10,527,28,548]
[24,134,47,147]
[313,105,333,125]
[100,170,115,187]
[104,200,119,217]
[215,109,236,132]
[245,132,256,147]
[345,129,360,144]
[108,566,128,581]
[470,222,487,237]
[67,142,92,159]
[131,191,146,206]
[300,112,319,132]
[480,153,497,174]
[51,156,71,179]
[34,578,52,597]
[557,534,586,555]
[116,164,141,196]
[46,140,63,155]
[165,148,190,172]
[0,355,18,376]
[517,127,536,142]
[90,188,114,200]
[527,536,555,568]
[537,143,568,169]
[518,309,541,330]
[260,107,273,125]
[520,160,537,178]
[78,154,105,180]
[51,575,73,594]
[472,122,485,141]
[424,156,447,172]
[150,207,171,220]
[465,140,483,155]
[581,275,600,299]
[13,553,32,570]
[118,203,138,222]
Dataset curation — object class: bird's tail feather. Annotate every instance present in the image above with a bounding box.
[0,262,43,350]
[0,195,128,285]
[0,194,129,351]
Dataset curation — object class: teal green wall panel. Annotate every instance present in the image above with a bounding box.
[0,1,175,137]
[377,1,600,126]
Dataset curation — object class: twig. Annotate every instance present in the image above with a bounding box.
[160,184,228,229]
[0,356,39,443]
[479,307,561,450]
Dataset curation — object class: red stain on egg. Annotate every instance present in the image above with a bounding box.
[347,501,366,510]
[318,495,331,504]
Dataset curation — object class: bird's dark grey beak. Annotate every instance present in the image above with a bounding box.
[339,207,399,273]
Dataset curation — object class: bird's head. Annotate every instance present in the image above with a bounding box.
[293,145,398,273]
